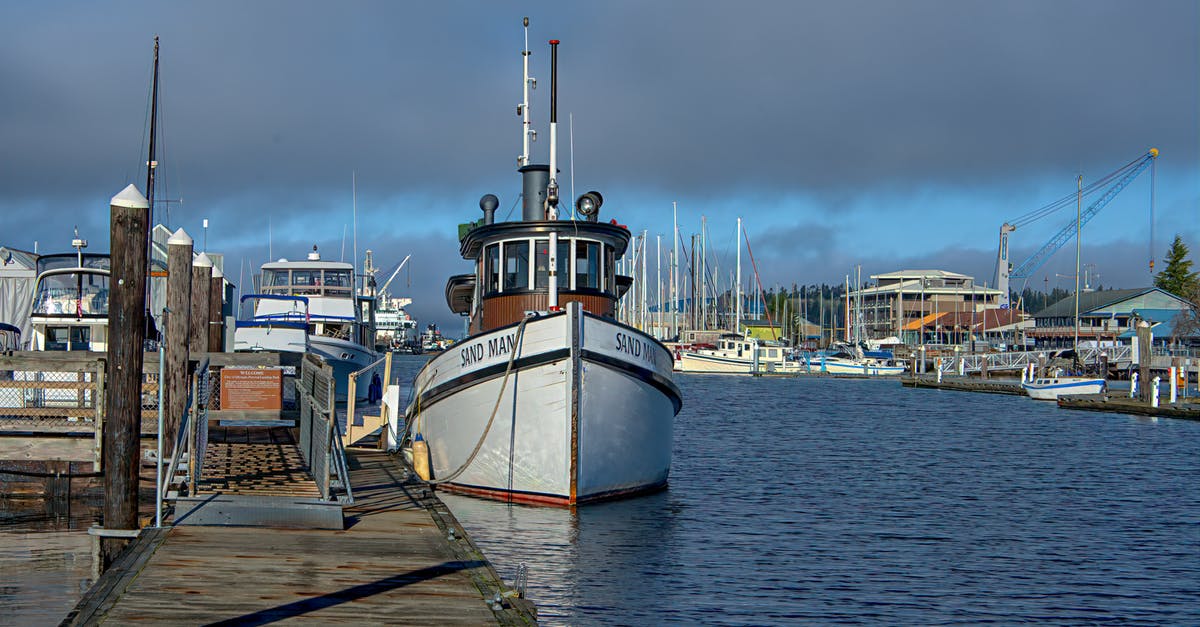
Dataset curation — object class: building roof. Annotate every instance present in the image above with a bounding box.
[871,269,972,281]
[1034,287,1189,318]
[855,278,1002,297]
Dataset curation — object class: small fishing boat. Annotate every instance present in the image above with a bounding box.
[404,22,681,506]
[1023,174,1107,401]
[678,335,800,375]
[235,248,380,400]
[808,343,906,376]
[1022,373,1106,400]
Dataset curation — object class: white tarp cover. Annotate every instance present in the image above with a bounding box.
[0,247,37,348]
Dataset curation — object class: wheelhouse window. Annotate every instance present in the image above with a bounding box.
[290,270,319,295]
[263,269,289,291]
[604,245,616,293]
[533,239,572,289]
[45,326,90,351]
[323,270,352,291]
[534,239,549,289]
[504,240,530,291]
[484,244,500,294]
[33,272,110,316]
[575,241,600,290]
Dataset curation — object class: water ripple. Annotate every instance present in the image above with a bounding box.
[437,372,1200,626]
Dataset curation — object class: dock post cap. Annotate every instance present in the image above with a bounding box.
[193,251,213,268]
[110,183,149,209]
[211,264,224,279]
[167,227,193,246]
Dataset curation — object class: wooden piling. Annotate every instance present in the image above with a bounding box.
[102,184,150,569]
[1136,322,1152,403]
[208,265,223,352]
[189,253,212,355]
[165,229,192,442]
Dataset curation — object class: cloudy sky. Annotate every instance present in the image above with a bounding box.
[2,1,1196,333]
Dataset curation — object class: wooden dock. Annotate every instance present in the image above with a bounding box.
[901,375,1025,395]
[1057,394,1200,421]
[62,439,536,625]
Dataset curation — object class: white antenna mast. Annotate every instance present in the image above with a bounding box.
[519,17,534,167]
[546,33,561,311]
[547,37,560,220]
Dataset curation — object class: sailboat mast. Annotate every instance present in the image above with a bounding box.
[1080,172,1089,348]
[735,217,742,335]
[672,201,679,338]
[656,234,662,338]
[146,36,159,222]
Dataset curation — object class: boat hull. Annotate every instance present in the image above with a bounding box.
[309,335,381,401]
[678,350,800,375]
[407,303,679,506]
[1022,377,1106,400]
[815,357,906,376]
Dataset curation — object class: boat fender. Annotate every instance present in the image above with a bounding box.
[412,433,432,481]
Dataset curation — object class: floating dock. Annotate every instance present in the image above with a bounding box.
[1057,394,1200,421]
[62,432,536,625]
[901,375,1025,395]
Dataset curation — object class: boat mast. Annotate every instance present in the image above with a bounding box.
[519,18,533,168]
[1080,171,1089,350]
[546,35,560,309]
[672,201,679,338]
[146,36,159,224]
[701,216,707,330]
[735,217,742,335]
[656,234,662,338]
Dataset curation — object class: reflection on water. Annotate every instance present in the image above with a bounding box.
[0,501,100,625]
[441,375,1200,626]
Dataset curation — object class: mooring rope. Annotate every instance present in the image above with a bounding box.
[425,316,530,485]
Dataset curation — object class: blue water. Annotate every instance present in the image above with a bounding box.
[413,362,1200,626]
[4,357,1197,625]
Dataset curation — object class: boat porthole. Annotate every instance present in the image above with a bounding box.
[342,352,350,359]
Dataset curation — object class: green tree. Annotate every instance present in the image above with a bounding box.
[1154,234,1199,297]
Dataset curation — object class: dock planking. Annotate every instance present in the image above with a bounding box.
[63,446,536,625]
[901,375,1025,395]
[1056,393,1200,421]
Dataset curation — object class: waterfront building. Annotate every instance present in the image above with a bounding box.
[851,269,1007,345]
[1029,287,1194,348]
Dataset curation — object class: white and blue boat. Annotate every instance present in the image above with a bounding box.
[1022,374,1106,400]
[234,248,380,401]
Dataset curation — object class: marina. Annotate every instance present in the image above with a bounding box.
[435,371,1200,625]
[2,5,1199,626]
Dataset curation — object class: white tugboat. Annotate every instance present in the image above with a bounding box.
[405,23,681,506]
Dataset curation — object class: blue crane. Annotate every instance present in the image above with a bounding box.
[994,148,1158,309]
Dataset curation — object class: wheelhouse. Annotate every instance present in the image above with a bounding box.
[28,253,113,352]
[455,221,632,333]
[252,259,376,350]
